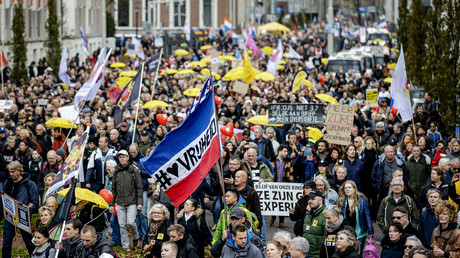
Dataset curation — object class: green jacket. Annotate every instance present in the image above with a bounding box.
[377,193,419,232]
[302,205,326,258]
[406,154,431,195]
[244,160,274,182]
[109,162,143,207]
[211,197,254,245]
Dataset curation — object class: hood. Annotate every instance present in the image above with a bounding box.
[228,230,253,250]
[231,195,247,209]
[130,151,145,162]
[177,206,204,219]
[93,233,106,249]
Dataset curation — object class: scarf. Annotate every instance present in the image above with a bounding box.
[147,219,165,241]
[326,214,344,232]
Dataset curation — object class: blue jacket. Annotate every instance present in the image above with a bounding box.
[418,205,439,248]
[344,158,364,191]
[2,173,40,214]
[130,152,151,191]
[428,130,442,148]
[380,235,406,258]
[371,155,408,193]
[86,147,117,185]
[340,196,374,235]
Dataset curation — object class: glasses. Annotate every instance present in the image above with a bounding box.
[392,215,406,220]
[404,245,415,249]
[453,167,460,171]
[392,184,403,187]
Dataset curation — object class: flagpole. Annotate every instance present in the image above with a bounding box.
[211,75,228,227]
[132,62,146,144]
[53,177,76,258]
[60,101,86,149]
[149,48,163,101]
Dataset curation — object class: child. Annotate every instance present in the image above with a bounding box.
[29,150,43,185]
[31,227,56,258]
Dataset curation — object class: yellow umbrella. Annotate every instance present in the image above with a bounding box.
[218,56,236,61]
[307,127,323,142]
[384,77,392,83]
[161,69,178,75]
[116,77,132,88]
[387,63,396,70]
[279,60,286,65]
[321,58,329,64]
[277,65,285,70]
[143,100,169,109]
[176,69,195,75]
[255,72,276,82]
[183,88,201,96]
[257,22,291,35]
[175,49,189,56]
[222,67,260,81]
[200,57,211,63]
[110,62,126,68]
[247,115,283,127]
[261,46,273,56]
[57,187,109,209]
[200,45,212,51]
[45,117,77,129]
[119,71,138,77]
[201,69,221,80]
[315,94,339,104]
[189,61,207,68]
[303,79,313,89]
[124,53,136,58]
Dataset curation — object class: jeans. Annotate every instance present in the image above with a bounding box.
[110,212,121,245]
[212,197,222,225]
[260,215,266,244]
[117,204,139,249]
[135,191,149,240]
[358,236,367,257]
[2,220,35,258]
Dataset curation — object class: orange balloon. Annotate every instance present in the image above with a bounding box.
[156,114,168,125]
[99,189,113,203]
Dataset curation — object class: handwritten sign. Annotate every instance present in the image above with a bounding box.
[254,182,304,216]
[324,104,354,145]
[268,104,324,124]
[232,81,249,96]
[366,89,378,107]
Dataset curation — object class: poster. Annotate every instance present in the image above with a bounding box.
[232,81,249,96]
[323,104,354,145]
[58,105,80,124]
[231,59,243,68]
[1,193,31,233]
[366,89,378,107]
[254,182,304,216]
[268,103,324,124]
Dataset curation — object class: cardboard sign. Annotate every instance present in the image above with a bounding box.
[250,60,259,70]
[231,59,243,68]
[0,100,14,112]
[254,182,304,216]
[2,193,31,233]
[232,81,249,96]
[118,55,130,64]
[366,89,378,107]
[268,103,324,124]
[324,104,354,145]
[38,99,49,106]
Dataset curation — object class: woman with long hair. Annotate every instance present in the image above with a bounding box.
[431,200,460,257]
[337,180,374,256]
[332,229,360,258]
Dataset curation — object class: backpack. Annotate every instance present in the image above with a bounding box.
[363,235,380,258]
[383,195,413,228]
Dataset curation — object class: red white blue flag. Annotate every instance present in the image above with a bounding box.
[80,26,89,56]
[141,76,220,208]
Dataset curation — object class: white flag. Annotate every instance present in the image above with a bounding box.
[59,47,71,86]
[73,49,111,110]
[266,39,284,75]
[184,19,191,41]
[288,45,302,59]
[390,46,412,122]
[127,38,145,60]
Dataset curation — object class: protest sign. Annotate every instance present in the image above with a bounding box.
[118,55,130,64]
[268,103,324,124]
[0,100,14,112]
[209,49,220,72]
[231,59,243,68]
[323,104,354,145]
[232,81,249,96]
[58,105,80,124]
[1,193,31,233]
[254,182,304,216]
[366,89,379,107]
[38,99,49,106]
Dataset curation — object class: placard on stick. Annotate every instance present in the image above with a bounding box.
[323,104,354,145]
[254,182,304,216]
[268,103,324,124]
[1,193,31,233]
[232,81,249,96]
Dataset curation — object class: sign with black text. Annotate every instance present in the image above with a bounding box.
[254,182,304,216]
[324,104,354,145]
[268,103,324,124]
[1,193,31,233]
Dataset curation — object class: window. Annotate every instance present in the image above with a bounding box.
[203,0,211,26]
[118,0,130,27]
[174,2,185,27]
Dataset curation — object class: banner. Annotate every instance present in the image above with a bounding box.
[59,47,71,87]
[324,104,354,145]
[268,103,324,124]
[291,70,307,93]
[254,182,304,216]
[366,89,379,107]
[113,70,142,125]
[1,193,32,233]
[147,52,161,74]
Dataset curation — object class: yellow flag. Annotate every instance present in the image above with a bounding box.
[243,48,256,84]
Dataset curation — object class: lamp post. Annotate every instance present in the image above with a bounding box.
[135,6,139,38]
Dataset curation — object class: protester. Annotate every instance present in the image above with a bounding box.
[31,227,56,258]
[290,180,316,234]
[161,241,179,258]
[143,204,172,258]
[289,237,310,258]
[380,222,406,258]
[86,136,117,193]
[74,225,115,257]
[266,240,285,258]
[418,189,441,248]
[431,200,460,257]
[54,218,83,258]
[320,205,354,257]
[167,224,199,258]
[314,175,338,206]
[403,236,424,258]
[220,223,263,258]
[302,190,326,258]
[331,229,360,258]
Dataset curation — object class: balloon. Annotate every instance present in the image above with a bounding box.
[319,76,325,84]
[114,203,118,216]
[214,96,223,105]
[391,107,398,115]
[251,125,261,132]
[99,189,113,203]
[372,106,380,112]
[220,122,234,137]
[156,114,168,125]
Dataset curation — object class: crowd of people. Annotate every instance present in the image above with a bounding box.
[0,21,458,258]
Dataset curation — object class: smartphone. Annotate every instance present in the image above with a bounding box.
[304,146,312,156]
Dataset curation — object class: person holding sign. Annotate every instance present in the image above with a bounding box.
[2,161,39,258]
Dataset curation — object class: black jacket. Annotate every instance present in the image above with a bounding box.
[237,185,263,229]
[144,219,172,258]
[176,235,199,258]
[58,236,82,258]
[77,205,107,233]
[252,137,275,160]
[177,207,212,258]
[332,246,360,258]
[74,233,114,258]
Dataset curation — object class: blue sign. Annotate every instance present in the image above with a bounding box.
[276,7,283,14]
